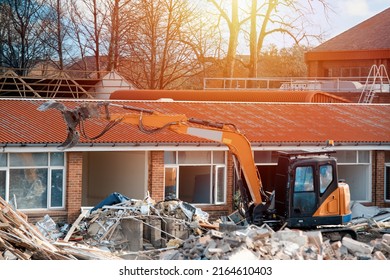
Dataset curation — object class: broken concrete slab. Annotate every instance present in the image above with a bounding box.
[121,218,143,252]
[273,229,308,247]
[228,247,258,260]
[373,251,387,260]
[304,230,323,248]
[342,237,374,255]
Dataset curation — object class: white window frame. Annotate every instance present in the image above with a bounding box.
[163,151,227,205]
[334,150,372,203]
[214,164,227,204]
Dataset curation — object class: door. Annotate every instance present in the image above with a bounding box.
[291,165,317,217]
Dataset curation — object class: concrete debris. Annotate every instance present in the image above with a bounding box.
[133,226,390,260]
[351,202,390,224]
[55,196,215,254]
[342,237,374,255]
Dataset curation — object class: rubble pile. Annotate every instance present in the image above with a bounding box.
[349,203,390,235]
[0,197,123,260]
[145,226,390,260]
[0,197,75,260]
[76,197,214,253]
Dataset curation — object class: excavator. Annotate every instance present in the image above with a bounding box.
[38,100,356,238]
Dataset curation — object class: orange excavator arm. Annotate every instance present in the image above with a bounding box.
[38,101,265,205]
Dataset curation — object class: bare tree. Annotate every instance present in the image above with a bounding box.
[106,0,120,71]
[67,0,110,77]
[67,0,88,74]
[248,0,258,84]
[258,44,308,77]
[122,0,204,89]
[206,0,330,81]
[0,0,51,74]
[249,0,330,79]
[39,0,72,70]
[178,7,226,89]
[207,0,251,81]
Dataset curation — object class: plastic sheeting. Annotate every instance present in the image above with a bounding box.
[90,192,129,212]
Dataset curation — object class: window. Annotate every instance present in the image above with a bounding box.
[0,170,5,200]
[0,152,65,210]
[335,150,371,202]
[293,166,316,215]
[335,150,356,163]
[254,151,278,164]
[164,151,226,204]
[294,166,314,192]
[0,154,6,199]
[320,164,333,194]
[164,167,177,200]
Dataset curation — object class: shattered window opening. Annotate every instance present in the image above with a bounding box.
[0,152,66,210]
[164,151,226,205]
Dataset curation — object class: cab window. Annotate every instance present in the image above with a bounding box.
[294,166,314,192]
[320,164,333,194]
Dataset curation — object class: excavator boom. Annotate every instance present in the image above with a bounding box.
[38,101,266,205]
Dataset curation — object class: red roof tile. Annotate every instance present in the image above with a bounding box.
[0,99,389,147]
[110,89,351,103]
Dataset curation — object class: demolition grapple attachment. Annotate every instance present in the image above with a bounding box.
[38,101,103,149]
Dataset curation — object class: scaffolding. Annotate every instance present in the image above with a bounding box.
[0,68,101,99]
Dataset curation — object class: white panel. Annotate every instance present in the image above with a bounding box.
[187,127,223,142]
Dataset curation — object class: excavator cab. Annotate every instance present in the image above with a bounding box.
[273,151,352,229]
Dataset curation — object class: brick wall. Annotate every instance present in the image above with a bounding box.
[226,152,234,214]
[66,152,83,222]
[149,151,165,202]
[370,151,390,208]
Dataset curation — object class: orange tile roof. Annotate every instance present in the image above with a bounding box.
[110,89,351,103]
[0,99,389,147]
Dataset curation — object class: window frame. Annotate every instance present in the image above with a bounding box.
[163,150,227,205]
[319,164,334,195]
[385,163,390,202]
[0,152,66,210]
[334,150,372,202]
